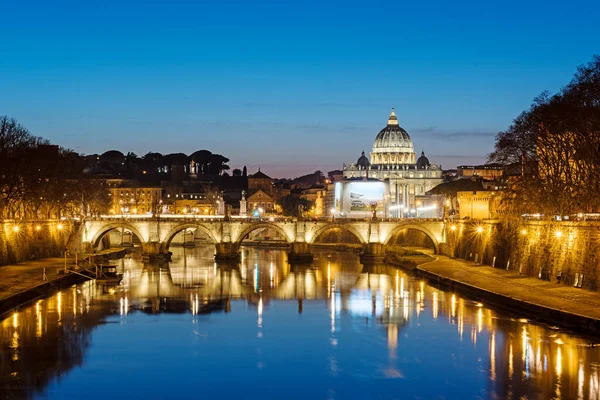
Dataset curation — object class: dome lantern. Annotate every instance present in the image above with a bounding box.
[387,108,398,126]
[370,108,416,165]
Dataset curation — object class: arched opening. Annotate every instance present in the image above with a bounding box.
[385,227,438,254]
[93,226,143,251]
[239,224,290,247]
[164,224,217,251]
[168,228,214,248]
[311,226,363,248]
[165,224,215,266]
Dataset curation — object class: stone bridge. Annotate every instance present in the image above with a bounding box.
[81,216,447,262]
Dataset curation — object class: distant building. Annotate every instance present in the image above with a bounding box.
[457,164,504,180]
[342,109,443,217]
[247,189,275,215]
[456,191,500,220]
[162,188,224,215]
[248,170,273,195]
[108,186,162,215]
[300,185,327,217]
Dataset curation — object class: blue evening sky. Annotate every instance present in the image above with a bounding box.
[1,0,598,177]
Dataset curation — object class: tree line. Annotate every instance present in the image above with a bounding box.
[0,117,109,220]
[489,55,600,216]
[0,117,241,220]
[88,149,232,183]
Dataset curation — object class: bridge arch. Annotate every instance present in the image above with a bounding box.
[309,223,366,244]
[384,224,439,253]
[163,223,218,250]
[90,222,146,249]
[235,222,292,247]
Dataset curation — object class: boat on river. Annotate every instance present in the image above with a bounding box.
[95,264,123,285]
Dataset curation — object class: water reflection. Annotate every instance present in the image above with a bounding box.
[1,245,600,399]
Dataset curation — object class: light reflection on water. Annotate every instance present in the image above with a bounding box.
[1,245,600,399]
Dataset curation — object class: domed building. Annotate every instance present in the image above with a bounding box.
[341,109,443,217]
[356,151,370,168]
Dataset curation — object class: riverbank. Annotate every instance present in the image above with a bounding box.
[0,248,126,318]
[415,255,600,335]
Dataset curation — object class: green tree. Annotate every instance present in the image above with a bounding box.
[277,195,312,217]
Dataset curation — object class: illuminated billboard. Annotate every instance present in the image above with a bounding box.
[348,182,385,211]
[334,181,387,217]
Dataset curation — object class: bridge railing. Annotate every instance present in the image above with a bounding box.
[90,215,445,223]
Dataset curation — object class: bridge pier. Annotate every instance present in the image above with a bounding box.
[142,242,172,262]
[360,242,386,263]
[288,242,314,263]
[214,242,240,261]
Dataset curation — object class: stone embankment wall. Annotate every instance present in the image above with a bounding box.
[442,220,600,291]
[0,221,76,266]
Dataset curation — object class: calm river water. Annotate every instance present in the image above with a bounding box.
[2,246,600,399]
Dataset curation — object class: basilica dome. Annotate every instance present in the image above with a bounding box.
[416,151,430,169]
[356,151,370,168]
[370,108,416,165]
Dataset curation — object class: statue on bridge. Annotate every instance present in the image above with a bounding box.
[370,201,378,221]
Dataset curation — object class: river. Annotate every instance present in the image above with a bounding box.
[1,246,599,399]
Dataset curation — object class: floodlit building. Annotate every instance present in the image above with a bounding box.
[108,186,162,215]
[456,191,499,220]
[342,109,443,217]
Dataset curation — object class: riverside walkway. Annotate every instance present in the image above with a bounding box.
[418,255,600,332]
[0,257,73,303]
[0,249,124,316]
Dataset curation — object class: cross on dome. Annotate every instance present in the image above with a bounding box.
[387,107,398,126]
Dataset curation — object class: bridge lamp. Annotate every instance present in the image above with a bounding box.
[450,225,457,231]
[35,225,41,231]
[330,208,336,214]
[476,226,483,233]
[521,229,527,235]
[12,225,19,232]
[555,230,563,238]
[57,224,63,231]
